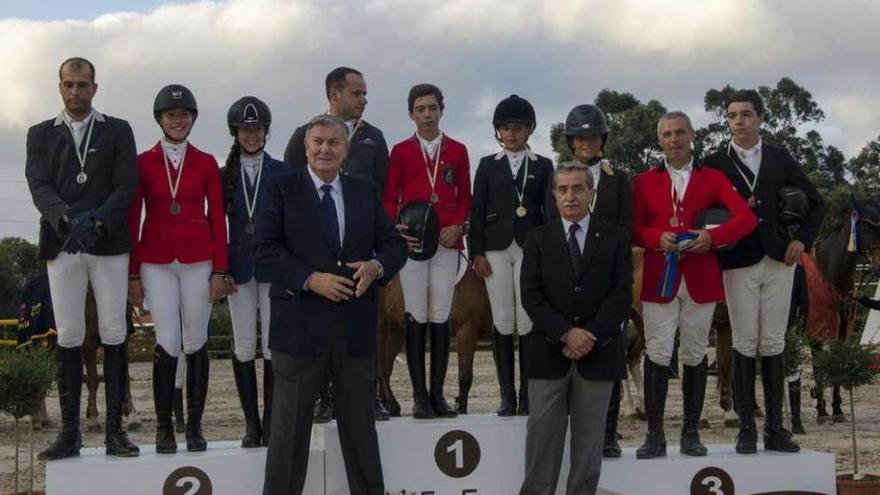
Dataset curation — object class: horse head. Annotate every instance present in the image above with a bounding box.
[851,194,880,276]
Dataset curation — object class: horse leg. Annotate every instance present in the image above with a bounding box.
[124,373,141,431]
[627,312,647,420]
[831,385,847,422]
[379,318,404,418]
[83,335,101,432]
[809,340,831,424]
[455,320,476,415]
[715,315,738,428]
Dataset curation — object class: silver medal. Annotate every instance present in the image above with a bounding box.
[430,193,439,203]
[245,222,255,235]
[76,172,88,184]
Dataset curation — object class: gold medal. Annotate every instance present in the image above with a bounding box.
[748,195,757,208]
[516,206,527,218]
[669,217,679,227]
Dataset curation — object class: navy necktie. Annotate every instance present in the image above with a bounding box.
[320,184,341,251]
[568,223,583,272]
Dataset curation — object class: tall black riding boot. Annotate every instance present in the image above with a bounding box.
[405,314,435,419]
[517,335,530,416]
[637,357,669,459]
[313,379,333,424]
[262,359,273,446]
[185,345,210,452]
[603,380,622,458]
[733,350,757,454]
[429,320,458,417]
[152,345,178,454]
[680,356,708,456]
[232,355,262,448]
[38,346,83,460]
[761,354,800,452]
[492,329,516,416]
[103,343,139,457]
[173,387,185,433]
[374,376,391,421]
[789,376,805,434]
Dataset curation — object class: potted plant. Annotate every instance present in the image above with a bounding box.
[0,347,56,495]
[812,338,880,494]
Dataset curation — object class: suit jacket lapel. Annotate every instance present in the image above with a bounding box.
[550,223,576,283]
[577,220,601,280]
[681,166,701,206]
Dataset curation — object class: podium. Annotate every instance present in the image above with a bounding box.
[46,415,836,494]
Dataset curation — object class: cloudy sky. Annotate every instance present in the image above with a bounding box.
[2,0,878,241]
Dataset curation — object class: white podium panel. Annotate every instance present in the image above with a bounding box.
[316,414,836,495]
[45,441,324,495]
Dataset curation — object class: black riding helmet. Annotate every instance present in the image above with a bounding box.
[778,186,810,226]
[397,200,439,261]
[564,104,609,152]
[227,96,272,136]
[153,84,198,123]
[493,94,536,145]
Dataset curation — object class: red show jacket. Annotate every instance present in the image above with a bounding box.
[128,141,229,274]
[383,134,472,250]
[633,164,756,304]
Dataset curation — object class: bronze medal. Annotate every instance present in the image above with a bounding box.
[245,222,255,235]
[430,193,439,203]
[169,202,181,215]
[516,206,527,218]
[669,216,680,227]
[747,195,757,208]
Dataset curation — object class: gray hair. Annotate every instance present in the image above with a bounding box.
[305,114,349,142]
[553,161,594,190]
[656,111,694,138]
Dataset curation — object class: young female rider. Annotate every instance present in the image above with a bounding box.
[128,84,228,453]
[469,95,552,416]
[221,96,283,447]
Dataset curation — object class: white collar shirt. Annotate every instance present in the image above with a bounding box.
[240,152,263,184]
[561,214,591,254]
[731,138,762,177]
[63,109,95,150]
[417,133,442,160]
[161,139,187,170]
[665,157,694,200]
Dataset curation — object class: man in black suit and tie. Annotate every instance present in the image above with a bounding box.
[519,162,632,495]
[256,114,407,495]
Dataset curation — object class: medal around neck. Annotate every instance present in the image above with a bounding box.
[76,172,88,184]
[516,206,527,218]
[169,202,181,215]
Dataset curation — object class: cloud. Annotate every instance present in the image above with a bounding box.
[1,0,879,241]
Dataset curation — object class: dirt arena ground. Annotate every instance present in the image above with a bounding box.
[2,350,879,493]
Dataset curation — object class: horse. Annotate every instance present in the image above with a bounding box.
[82,287,141,432]
[377,248,648,419]
[713,196,880,426]
[376,255,492,417]
[806,195,880,422]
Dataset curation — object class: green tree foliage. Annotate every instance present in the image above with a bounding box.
[0,237,42,318]
[847,136,880,194]
[0,347,56,419]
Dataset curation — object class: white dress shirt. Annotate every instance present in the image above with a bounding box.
[731,138,762,177]
[63,109,95,150]
[417,133,442,159]
[666,157,694,200]
[561,214,591,254]
[241,153,263,184]
[161,138,187,170]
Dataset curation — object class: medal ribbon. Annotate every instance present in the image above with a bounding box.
[727,142,758,194]
[848,209,860,252]
[162,142,188,207]
[241,154,264,225]
[514,153,530,208]
[67,112,96,179]
[665,158,691,222]
[419,133,443,201]
[656,231,699,298]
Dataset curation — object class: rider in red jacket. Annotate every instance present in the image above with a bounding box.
[382,83,471,419]
[127,84,227,454]
[632,111,755,459]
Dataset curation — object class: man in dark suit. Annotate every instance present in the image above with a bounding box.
[519,162,632,495]
[256,114,406,495]
[284,66,392,421]
[703,90,824,455]
[26,57,139,460]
